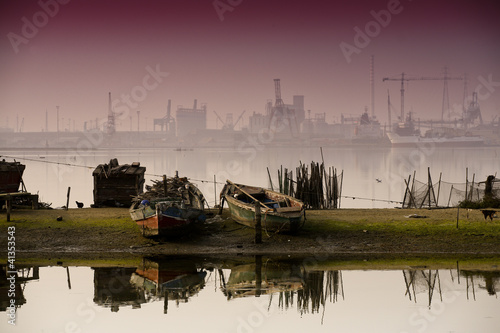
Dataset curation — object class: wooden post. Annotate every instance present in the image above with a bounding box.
[6,194,11,222]
[31,194,39,210]
[255,201,262,244]
[213,175,217,207]
[66,187,71,210]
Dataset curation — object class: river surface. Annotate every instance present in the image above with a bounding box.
[1,256,499,333]
[4,145,500,208]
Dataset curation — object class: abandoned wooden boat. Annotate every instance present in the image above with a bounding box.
[0,159,26,193]
[130,176,206,237]
[220,180,305,233]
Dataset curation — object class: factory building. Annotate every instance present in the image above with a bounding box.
[175,99,207,137]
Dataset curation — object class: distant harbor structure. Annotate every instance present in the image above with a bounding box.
[1,64,499,148]
[176,99,207,138]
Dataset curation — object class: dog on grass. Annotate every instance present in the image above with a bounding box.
[481,210,497,221]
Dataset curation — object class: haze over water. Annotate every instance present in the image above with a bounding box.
[10,146,500,209]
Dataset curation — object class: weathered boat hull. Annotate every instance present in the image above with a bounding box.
[130,202,203,237]
[222,181,305,233]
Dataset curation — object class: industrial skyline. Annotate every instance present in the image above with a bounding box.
[1,0,499,132]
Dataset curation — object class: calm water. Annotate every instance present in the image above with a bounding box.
[1,256,499,333]
[5,145,500,209]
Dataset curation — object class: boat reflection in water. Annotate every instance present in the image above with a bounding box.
[2,258,500,317]
[93,257,206,314]
[219,256,344,316]
[0,266,38,311]
[130,257,207,314]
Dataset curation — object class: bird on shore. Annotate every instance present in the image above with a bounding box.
[76,201,84,208]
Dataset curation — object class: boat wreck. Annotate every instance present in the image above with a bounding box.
[129,175,206,237]
[220,180,305,234]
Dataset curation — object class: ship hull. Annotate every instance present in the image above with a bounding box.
[387,132,484,148]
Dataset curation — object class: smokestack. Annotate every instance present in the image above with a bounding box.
[108,92,112,116]
[46,109,48,132]
[193,99,197,110]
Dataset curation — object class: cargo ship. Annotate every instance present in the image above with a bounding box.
[387,114,484,148]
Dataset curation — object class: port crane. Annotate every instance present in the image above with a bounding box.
[382,68,463,123]
[106,92,125,135]
[268,79,299,137]
[153,100,176,134]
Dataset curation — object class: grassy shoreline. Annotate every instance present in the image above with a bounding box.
[1,207,500,263]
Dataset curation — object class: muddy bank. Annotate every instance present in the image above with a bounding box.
[1,207,500,261]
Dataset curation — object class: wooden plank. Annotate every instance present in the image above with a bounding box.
[275,206,302,213]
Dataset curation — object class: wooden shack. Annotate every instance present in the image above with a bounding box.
[0,159,26,193]
[92,158,146,207]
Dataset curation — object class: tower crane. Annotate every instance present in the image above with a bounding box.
[382,68,463,123]
[268,79,298,137]
[106,92,124,135]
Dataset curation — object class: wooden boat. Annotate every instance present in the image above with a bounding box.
[220,180,305,233]
[129,176,206,237]
[0,159,25,193]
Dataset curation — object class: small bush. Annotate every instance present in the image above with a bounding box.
[459,198,500,209]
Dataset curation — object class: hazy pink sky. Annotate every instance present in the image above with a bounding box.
[1,0,499,131]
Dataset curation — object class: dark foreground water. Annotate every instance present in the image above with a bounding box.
[1,256,499,333]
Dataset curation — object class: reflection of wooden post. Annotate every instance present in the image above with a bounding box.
[6,194,11,222]
[255,255,262,297]
[66,267,72,289]
[255,201,262,244]
[164,290,168,314]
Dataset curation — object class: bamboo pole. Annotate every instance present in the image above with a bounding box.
[436,172,442,207]
[403,174,411,208]
[267,167,274,191]
[469,173,475,201]
[465,167,468,202]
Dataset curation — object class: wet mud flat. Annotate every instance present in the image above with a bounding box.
[1,207,500,262]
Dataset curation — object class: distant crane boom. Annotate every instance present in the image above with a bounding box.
[382,69,463,122]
